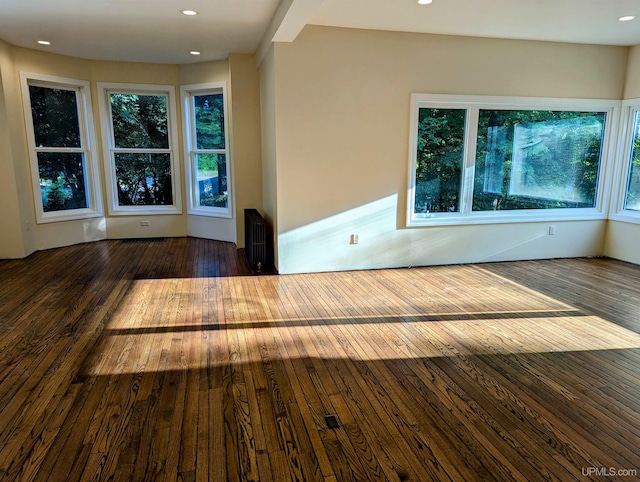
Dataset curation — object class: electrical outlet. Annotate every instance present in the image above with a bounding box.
[350,234,359,245]
[140,220,150,226]
[548,225,556,235]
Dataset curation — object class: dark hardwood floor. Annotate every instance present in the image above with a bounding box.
[0,238,639,481]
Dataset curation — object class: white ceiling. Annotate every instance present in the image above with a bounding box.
[0,0,282,64]
[310,0,640,47]
[0,0,638,65]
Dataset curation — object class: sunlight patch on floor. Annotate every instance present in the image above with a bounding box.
[86,272,640,375]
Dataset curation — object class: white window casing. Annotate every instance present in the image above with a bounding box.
[97,82,182,216]
[180,82,233,218]
[407,94,621,227]
[609,99,640,225]
[20,72,103,224]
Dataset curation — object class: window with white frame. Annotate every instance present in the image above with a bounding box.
[407,94,619,226]
[181,82,232,217]
[624,111,640,211]
[98,83,181,215]
[611,101,640,222]
[20,73,102,223]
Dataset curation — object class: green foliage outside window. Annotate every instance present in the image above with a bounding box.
[193,93,228,209]
[29,86,88,212]
[115,153,172,206]
[624,112,640,211]
[37,153,87,212]
[194,94,225,150]
[110,94,168,149]
[413,107,605,215]
[196,154,227,208]
[473,110,604,211]
[415,108,465,213]
[109,93,173,206]
[29,86,81,148]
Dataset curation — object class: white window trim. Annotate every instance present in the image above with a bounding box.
[180,82,233,218]
[97,82,182,216]
[20,72,103,224]
[407,93,621,227]
[609,98,640,225]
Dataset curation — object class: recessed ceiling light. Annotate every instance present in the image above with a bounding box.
[37,40,51,45]
[181,9,198,16]
[417,0,433,4]
[189,51,201,55]
[619,15,635,21]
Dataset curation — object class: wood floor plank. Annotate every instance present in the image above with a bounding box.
[2,239,640,481]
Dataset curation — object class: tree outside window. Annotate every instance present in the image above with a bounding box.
[414,108,465,214]
[473,110,604,211]
[21,74,102,224]
[623,111,640,211]
[108,93,173,206]
[182,83,231,217]
[408,94,615,226]
[193,93,227,209]
[29,85,88,212]
[99,83,181,215]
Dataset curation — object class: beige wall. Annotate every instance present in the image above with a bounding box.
[604,221,640,265]
[259,47,279,268]
[2,27,638,270]
[604,46,640,265]
[229,53,263,248]
[270,26,628,273]
[0,40,27,258]
[0,42,263,257]
[624,45,640,99]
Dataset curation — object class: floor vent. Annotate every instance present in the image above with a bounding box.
[324,414,341,429]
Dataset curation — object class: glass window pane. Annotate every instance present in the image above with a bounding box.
[37,152,87,212]
[110,94,169,149]
[195,153,227,208]
[624,112,640,211]
[114,153,173,206]
[473,110,605,211]
[414,108,465,214]
[194,94,225,150]
[29,86,81,148]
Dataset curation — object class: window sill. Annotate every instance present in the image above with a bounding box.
[608,212,640,225]
[407,209,606,227]
[37,210,103,224]
[108,206,182,216]
[187,207,232,219]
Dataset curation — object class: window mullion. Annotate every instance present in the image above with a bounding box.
[35,147,87,153]
[460,107,479,215]
[193,149,226,155]
[111,148,173,154]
